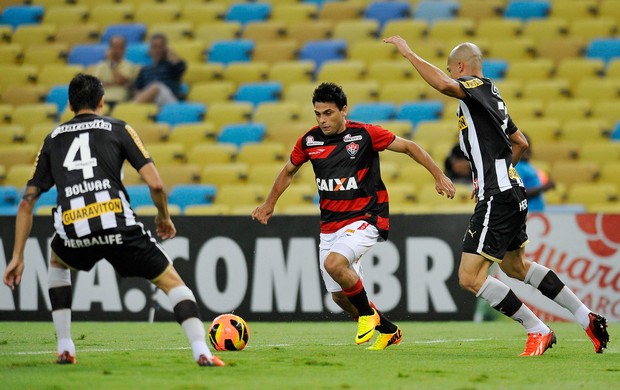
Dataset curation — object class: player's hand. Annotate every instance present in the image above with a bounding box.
[435,175,456,199]
[155,215,176,240]
[3,257,25,291]
[251,203,274,225]
[383,35,414,57]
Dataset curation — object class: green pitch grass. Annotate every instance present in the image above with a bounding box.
[1,321,618,389]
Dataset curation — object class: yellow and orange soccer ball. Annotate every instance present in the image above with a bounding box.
[208,313,250,351]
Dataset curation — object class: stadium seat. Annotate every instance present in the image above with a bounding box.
[0,85,47,106]
[566,183,618,207]
[237,142,286,165]
[34,186,57,210]
[348,40,396,66]
[555,58,605,86]
[181,3,226,26]
[318,1,364,23]
[268,61,315,88]
[171,41,205,63]
[586,38,620,64]
[246,163,283,186]
[55,24,100,47]
[206,102,253,130]
[569,18,617,42]
[544,99,591,121]
[428,19,475,41]
[522,18,569,44]
[45,85,69,114]
[560,120,610,143]
[148,22,193,43]
[188,81,235,106]
[573,78,620,103]
[168,184,217,210]
[112,103,158,123]
[224,62,269,84]
[130,122,170,144]
[253,40,299,64]
[397,101,443,128]
[125,185,154,208]
[218,123,266,148]
[194,22,242,49]
[521,79,571,103]
[183,63,224,85]
[332,20,380,45]
[381,19,427,41]
[225,2,271,26]
[600,162,620,187]
[208,40,254,65]
[0,5,44,29]
[367,61,415,84]
[168,123,216,150]
[298,40,348,71]
[134,204,181,216]
[482,60,509,79]
[11,24,56,48]
[579,142,620,165]
[412,121,458,144]
[101,24,147,45]
[458,0,504,21]
[504,0,550,20]
[487,38,536,61]
[21,44,68,67]
[242,21,287,43]
[0,125,24,145]
[89,4,134,27]
[38,64,83,89]
[364,1,410,29]
[348,102,397,123]
[0,145,37,171]
[125,43,150,66]
[157,164,201,188]
[275,183,316,210]
[4,164,34,189]
[214,184,264,208]
[338,81,380,106]
[42,5,88,26]
[378,81,426,105]
[68,44,108,67]
[156,102,206,126]
[134,4,180,26]
[187,143,236,166]
[551,0,597,21]
[0,186,18,207]
[13,104,57,129]
[234,82,282,106]
[506,59,554,81]
[534,141,579,164]
[183,204,230,216]
[200,163,248,187]
[0,43,22,65]
[253,102,301,133]
[413,1,459,24]
[146,143,185,166]
[476,19,523,41]
[548,160,598,186]
[316,60,366,83]
[270,3,318,27]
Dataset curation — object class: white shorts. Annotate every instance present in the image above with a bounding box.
[319,220,380,293]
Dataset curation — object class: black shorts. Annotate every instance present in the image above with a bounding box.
[462,186,529,262]
[51,225,172,281]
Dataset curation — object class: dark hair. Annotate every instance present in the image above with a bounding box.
[69,73,104,113]
[150,32,168,45]
[312,82,347,110]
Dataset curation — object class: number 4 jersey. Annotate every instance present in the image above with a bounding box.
[28,114,153,239]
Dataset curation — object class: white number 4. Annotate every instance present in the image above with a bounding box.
[63,133,98,179]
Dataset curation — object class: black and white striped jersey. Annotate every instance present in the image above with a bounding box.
[456,76,524,200]
[28,114,153,239]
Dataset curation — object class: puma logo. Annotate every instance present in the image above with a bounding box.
[468,229,476,238]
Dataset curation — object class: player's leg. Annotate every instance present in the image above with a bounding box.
[153,266,224,367]
[501,248,609,353]
[48,252,76,364]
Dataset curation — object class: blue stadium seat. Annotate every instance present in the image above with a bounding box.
[101,23,147,45]
[35,186,57,209]
[46,85,69,115]
[168,184,216,210]
[586,39,620,64]
[0,186,18,207]
[348,102,397,123]
[0,205,18,216]
[0,5,44,29]
[234,82,282,106]
[483,59,509,79]
[208,40,255,65]
[612,122,620,141]
[125,185,152,208]
[397,101,443,127]
[68,44,107,67]
[226,3,271,25]
[413,1,459,24]
[125,43,151,66]
[218,123,266,148]
[156,102,206,126]
[504,0,550,20]
[364,1,411,29]
[299,40,347,71]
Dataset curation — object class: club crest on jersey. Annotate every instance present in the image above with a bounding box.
[346,142,359,157]
[305,135,324,146]
[343,134,362,143]
[316,177,358,191]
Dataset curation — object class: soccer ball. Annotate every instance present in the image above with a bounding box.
[208,313,250,351]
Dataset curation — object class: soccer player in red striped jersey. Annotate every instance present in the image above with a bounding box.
[252,82,455,349]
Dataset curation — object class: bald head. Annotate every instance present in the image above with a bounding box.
[447,42,483,78]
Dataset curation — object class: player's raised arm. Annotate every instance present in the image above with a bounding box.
[252,160,300,224]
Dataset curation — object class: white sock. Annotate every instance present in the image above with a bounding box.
[52,309,74,354]
[182,318,211,361]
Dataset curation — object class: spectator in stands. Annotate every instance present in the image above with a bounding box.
[444,143,471,184]
[132,33,186,108]
[89,35,138,104]
[515,132,555,212]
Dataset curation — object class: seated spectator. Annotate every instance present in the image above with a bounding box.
[132,33,187,108]
[515,133,555,212]
[89,35,139,104]
[444,144,472,184]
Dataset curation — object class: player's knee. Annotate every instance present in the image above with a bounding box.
[458,272,480,294]
[168,285,201,324]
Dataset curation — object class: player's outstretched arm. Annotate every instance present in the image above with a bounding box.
[387,137,456,199]
[383,35,465,99]
[252,161,299,224]
[3,186,40,290]
[139,162,176,240]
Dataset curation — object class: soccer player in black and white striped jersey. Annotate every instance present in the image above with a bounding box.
[385,36,609,356]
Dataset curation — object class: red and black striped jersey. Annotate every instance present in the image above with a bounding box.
[28,113,153,239]
[291,120,395,239]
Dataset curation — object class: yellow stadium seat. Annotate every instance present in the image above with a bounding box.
[181,3,226,26]
[413,121,458,144]
[565,183,618,205]
[318,1,364,23]
[134,204,181,216]
[536,38,585,64]
[214,184,265,208]
[183,204,230,216]
[385,183,417,205]
[121,162,144,185]
[223,62,270,85]
[522,18,569,44]
[42,5,89,26]
[25,123,54,146]
[458,0,504,21]
[587,202,620,213]
[146,143,185,166]
[550,160,599,184]
[591,101,620,123]
[22,43,69,67]
[534,141,579,163]
[112,103,158,123]
[170,41,206,64]
[283,82,316,105]
[37,64,84,89]
[559,120,611,143]
[339,80,380,106]
[606,59,620,79]
[134,4,181,26]
[0,64,37,89]
[253,40,300,64]
[169,123,217,150]
[544,99,591,121]
[569,17,617,41]
[428,19,475,42]
[389,203,434,215]
[506,59,555,81]
[376,120,413,139]
[237,142,286,165]
[508,100,544,120]
[316,60,366,83]
[12,25,56,48]
[551,0,598,21]
[493,80,523,102]
[476,19,523,41]
[0,144,38,170]
[521,79,571,103]
[381,19,427,41]
[89,4,134,27]
[276,184,317,209]
[287,21,333,45]
[206,102,253,131]
[579,142,620,165]
[0,104,12,123]
[195,22,242,49]
[148,22,193,42]
[183,63,224,85]
[332,20,380,45]
[55,24,100,47]
[348,40,396,66]
[201,163,249,187]
[131,122,170,144]
[0,124,25,144]
[157,164,201,188]
[247,163,284,187]
[265,120,309,148]
[270,3,318,27]
[281,204,320,215]
[600,162,620,187]
[187,143,237,166]
[379,81,428,105]
[242,21,288,43]
[253,101,301,130]
[13,104,57,128]
[1,85,47,106]
[599,1,620,23]
[0,44,22,65]
[268,61,314,88]
[367,61,416,85]
[188,81,235,106]
[397,161,442,188]
[573,78,620,103]
[555,58,605,87]
[517,119,561,142]
[416,184,456,206]
[4,164,35,189]
[0,24,12,43]
[487,38,536,61]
